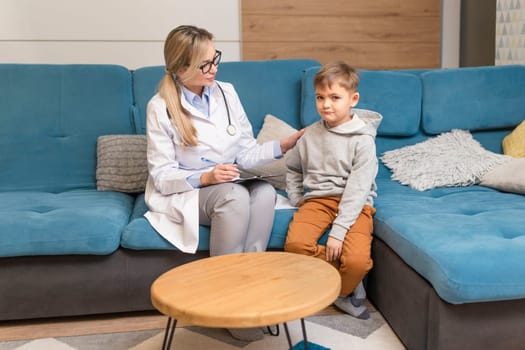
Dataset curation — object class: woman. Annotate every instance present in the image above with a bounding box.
[144,25,303,341]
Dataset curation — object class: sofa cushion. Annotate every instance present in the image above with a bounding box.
[121,194,300,251]
[0,64,134,192]
[301,67,422,136]
[374,179,525,304]
[131,66,165,135]
[421,65,525,134]
[132,59,320,135]
[0,190,134,257]
[121,194,210,251]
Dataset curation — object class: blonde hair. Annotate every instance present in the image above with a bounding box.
[159,25,213,146]
[313,62,360,92]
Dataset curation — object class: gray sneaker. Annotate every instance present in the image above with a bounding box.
[334,296,370,320]
[227,327,265,341]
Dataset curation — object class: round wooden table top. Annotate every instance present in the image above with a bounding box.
[150,251,341,328]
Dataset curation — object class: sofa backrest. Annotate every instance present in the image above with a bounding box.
[301,67,426,180]
[420,65,525,153]
[421,65,525,135]
[301,67,423,137]
[301,65,525,180]
[0,64,133,192]
[132,59,320,136]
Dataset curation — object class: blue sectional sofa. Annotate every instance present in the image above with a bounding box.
[303,64,525,350]
[1,61,524,350]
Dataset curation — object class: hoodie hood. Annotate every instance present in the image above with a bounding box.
[325,108,383,138]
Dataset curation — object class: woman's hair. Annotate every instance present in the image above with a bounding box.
[313,62,360,92]
[159,25,213,146]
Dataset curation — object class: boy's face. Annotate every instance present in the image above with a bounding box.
[315,82,359,128]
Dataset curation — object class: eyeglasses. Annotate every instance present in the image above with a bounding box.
[198,50,222,74]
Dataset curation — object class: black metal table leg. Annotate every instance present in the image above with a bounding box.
[267,324,280,336]
[284,318,310,350]
[283,318,308,350]
[283,322,294,349]
[161,317,177,350]
[300,318,309,350]
[161,318,310,350]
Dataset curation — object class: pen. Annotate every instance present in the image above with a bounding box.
[201,157,237,165]
[200,157,218,165]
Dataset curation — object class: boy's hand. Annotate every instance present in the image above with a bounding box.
[326,236,343,262]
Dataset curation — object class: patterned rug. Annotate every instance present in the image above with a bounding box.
[0,304,405,350]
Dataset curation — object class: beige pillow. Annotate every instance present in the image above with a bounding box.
[480,157,525,195]
[96,135,148,193]
[502,120,525,158]
[239,114,298,190]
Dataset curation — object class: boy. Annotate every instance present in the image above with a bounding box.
[284,62,382,319]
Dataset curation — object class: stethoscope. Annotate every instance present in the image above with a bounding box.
[216,82,236,136]
[168,79,237,136]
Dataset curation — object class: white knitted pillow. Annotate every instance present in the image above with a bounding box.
[381,129,511,191]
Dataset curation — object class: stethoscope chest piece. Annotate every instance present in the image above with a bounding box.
[226,124,237,136]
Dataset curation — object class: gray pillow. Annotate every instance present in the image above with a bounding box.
[96,135,148,193]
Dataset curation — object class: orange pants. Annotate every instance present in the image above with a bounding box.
[285,196,375,296]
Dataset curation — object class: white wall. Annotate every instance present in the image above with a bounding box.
[441,0,461,68]
[0,0,241,68]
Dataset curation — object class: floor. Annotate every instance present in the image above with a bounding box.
[0,306,344,342]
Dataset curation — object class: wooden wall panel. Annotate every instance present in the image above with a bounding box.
[241,0,441,69]
[242,0,440,16]
[243,42,440,70]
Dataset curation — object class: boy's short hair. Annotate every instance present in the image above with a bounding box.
[314,62,359,91]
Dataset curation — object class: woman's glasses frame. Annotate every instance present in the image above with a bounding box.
[199,50,222,74]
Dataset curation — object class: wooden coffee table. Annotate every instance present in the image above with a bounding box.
[151,251,341,349]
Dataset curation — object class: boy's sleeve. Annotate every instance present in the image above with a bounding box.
[285,145,304,207]
[329,136,377,240]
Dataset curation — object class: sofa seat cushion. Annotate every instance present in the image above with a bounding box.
[0,190,134,257]
[374,178,525,304]
[121,194,304,251]
[121,194,210,251]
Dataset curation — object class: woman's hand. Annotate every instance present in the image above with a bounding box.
[200,164,239,186]
[280,129,305,154]
[326,236,343,262]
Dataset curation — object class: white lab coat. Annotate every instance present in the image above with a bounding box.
[144,81,275,253]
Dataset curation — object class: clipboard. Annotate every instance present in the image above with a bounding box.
[232,174,281,183]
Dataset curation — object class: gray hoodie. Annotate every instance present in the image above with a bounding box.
[286,109,383,241]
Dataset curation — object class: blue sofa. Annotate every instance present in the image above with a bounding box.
[1,61,524,350]
[0,60,318,322]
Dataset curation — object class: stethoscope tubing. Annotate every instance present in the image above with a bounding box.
[166,80,237,136]
[216,82,236,136]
